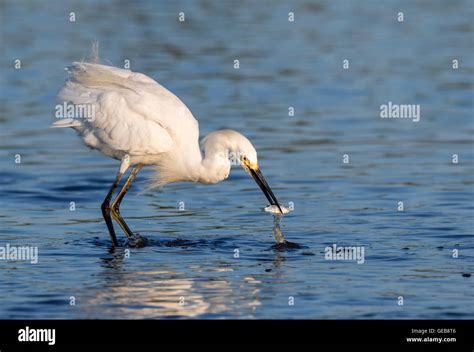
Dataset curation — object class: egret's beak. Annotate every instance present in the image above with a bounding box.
[242,159,283,214]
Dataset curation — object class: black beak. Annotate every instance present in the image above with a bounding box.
[249,167,283,214]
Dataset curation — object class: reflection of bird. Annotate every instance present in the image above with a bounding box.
[51,61,282,246]
[81,269,261,318]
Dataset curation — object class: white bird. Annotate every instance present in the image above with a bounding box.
[51,60,283,247]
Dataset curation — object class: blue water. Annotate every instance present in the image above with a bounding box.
[1,0,473,319]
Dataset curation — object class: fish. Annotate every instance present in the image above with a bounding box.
[264,204,291,215]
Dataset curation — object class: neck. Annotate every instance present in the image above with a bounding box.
[153,130,234,186]
[195,143,231,184]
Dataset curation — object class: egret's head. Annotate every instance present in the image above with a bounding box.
[236,142,258,168]
[224,131,283,214]
[202,129,258,166]
[202,129,282,213]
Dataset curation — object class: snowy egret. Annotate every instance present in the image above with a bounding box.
[51,61,283,246]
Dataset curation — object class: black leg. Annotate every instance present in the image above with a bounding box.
[101,170,124,247]
[110,166,142,238]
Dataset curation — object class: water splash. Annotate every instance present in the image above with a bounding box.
[124,233,148,248]
[272,214,287,244]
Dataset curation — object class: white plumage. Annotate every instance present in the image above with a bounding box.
[53,63,196,177]
[52,59,283,246]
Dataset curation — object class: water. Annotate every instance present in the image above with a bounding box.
[1,0,473,319]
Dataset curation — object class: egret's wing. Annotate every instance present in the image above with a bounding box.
[55,62,198,156]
